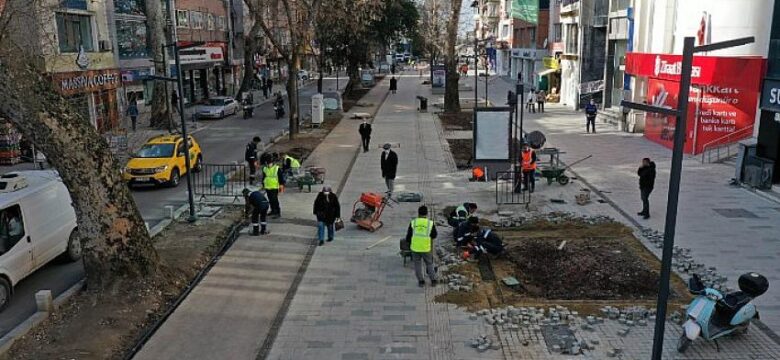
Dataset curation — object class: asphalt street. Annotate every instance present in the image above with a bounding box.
[0,78,339,338]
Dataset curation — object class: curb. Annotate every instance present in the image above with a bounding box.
[0,279,86,356]
[148,203,191,238]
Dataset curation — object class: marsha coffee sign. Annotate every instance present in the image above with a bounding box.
[625,53,765,154]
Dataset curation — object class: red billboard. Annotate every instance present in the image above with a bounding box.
[625,53,765,154]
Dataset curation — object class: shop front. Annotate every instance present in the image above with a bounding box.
[173,43,226,103]
[625,53,765,155]
[511,48,544,89]
[52,68,121,133]
[538,56,561,95]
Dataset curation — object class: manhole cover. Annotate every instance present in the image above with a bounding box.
[712,208,759,218]
[540,325,579,354]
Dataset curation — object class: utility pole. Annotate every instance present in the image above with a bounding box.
[621,36,753,359]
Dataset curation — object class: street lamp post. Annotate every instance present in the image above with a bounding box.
[621,36,753,359]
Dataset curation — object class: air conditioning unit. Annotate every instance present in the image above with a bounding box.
[99,40,112,52]
[0,173,28,193]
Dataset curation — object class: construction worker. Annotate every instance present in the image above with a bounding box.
[470,228,505,258]
[245,136,261,184]
[453,216,480,247]
[405,205,438,287]
[242,188,269,235]
[281,152,301,178]
[520,143,537,193]
[447,202,477,227]
[261,156,285,218]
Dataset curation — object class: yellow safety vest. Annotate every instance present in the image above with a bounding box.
[263,165,280,189]
[285,155,301,169]
[410,218,433,253]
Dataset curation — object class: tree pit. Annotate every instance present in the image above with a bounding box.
[438,111,473,130]
[446,138,472,169]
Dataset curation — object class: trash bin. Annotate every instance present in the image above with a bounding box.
[417,96,428,112]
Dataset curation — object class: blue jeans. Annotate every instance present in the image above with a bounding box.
[317,221,335,241]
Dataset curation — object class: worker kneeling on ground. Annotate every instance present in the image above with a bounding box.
[453,216,480,248]
[406,205,438,287]
[281,152,301,178]
[468,228,505,258]
[243,188,270,236]
[447,202,478,227]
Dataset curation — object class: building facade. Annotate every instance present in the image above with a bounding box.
[757,0,780,183]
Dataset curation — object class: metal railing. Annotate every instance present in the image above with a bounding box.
[193,163,248,202]
[495,170,532,205]
[699,126,754,163]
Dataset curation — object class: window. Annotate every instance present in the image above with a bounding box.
[502,24,509,39]
[56,13,94,53]
[176,10,189,28]
[190,11,203,29]
[553,23,562,42]
[565,24,578,54]
[529,27,536,44]
[217,16,226,30]
[207,14,215,30]
[0,205,25,255]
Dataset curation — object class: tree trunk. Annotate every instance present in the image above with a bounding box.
[443,0,462,113]
[0,66,160,288]
[238,20,263,99]
[146,0,170,129]
[287,53,300,139]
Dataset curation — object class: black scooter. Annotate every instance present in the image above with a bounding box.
[274,98,285,120]
[242,99,254,119]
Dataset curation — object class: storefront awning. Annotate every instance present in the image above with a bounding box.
[537,68,560,76]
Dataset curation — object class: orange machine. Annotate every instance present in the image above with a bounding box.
[350,192,393,232]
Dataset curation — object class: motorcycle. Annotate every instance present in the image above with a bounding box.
[678,272,769,353]
[274,100,285,119]
[242,100,254,119]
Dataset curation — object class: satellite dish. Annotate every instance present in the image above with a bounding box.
[526,131,546,149]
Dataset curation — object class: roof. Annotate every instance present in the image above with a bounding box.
[147,135,183,144]
[0,170,63,207]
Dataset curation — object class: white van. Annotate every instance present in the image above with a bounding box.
[0,171,81,311]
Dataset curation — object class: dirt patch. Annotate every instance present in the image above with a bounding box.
[343,88,371,112]
[446,138,472,169]
[5,207,244,360]
[435,217,690,314]
[438,111,473,130]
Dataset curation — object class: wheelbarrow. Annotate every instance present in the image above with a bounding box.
[538,155,592,186]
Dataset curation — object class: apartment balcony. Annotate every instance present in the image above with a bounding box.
[560,0,579,16]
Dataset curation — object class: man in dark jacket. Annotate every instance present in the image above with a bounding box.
[585,99,598,133]
[243,188,270,235]
[381,143,398,196]
[453,216,480,247]
[313,186,341,246]
[637,158,656,219]
[245,136,261,184]
[359,120,372,152]
[389,77,398,94]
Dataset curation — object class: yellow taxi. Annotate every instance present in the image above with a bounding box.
[122,135,203,187]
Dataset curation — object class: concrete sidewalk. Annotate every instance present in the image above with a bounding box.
[133,78,390,360]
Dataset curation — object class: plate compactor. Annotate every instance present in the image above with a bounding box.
[350,192,394,232]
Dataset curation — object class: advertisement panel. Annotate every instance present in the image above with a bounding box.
[626,53,764,154]
[511,0,538,24]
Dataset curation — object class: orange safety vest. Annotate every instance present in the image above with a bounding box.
[521,150,536,171]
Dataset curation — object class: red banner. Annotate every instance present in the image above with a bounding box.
[626,53,765,154]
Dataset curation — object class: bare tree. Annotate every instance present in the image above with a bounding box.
[443,0,463,113]
[245,0,323,138]
[0,1,159,288]
[146,0,171,129]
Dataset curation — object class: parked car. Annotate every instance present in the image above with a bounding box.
[298,70,310,81]
[122,135,203,188]
[196,97,239,119]
[0,171,81,312]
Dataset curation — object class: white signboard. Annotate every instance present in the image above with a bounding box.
[474,110,510,160]
[175,47,224,65]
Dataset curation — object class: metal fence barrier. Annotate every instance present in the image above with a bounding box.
[495,170,531,205]
[193,163,248,202]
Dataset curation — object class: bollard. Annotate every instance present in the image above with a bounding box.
[35,290,53,312]
[165,205,174,220]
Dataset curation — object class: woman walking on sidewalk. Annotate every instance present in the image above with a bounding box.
[313,186,341,246]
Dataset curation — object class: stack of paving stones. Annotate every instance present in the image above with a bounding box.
[494,211,618,228]
[639,226,731,292]
[444,273,473,292]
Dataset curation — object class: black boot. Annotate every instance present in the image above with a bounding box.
[251,226,260,236]
[260,225,268,235]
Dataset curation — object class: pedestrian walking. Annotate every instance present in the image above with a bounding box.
[245,136,261,184]
[261,156,285,218]
[536,90,546,113]
[526,89,536,113]
[171,90,179,114]
[520,143,537,193]
[266,78,274,96]
[359,120,372,152]
[243,188,270,235]
[391,64,396,75]
[261,76,268,99]
[405,205,438,287]
[380,143,398,196]
[126,100,139,131]
[389,77,398,94]
[313,186,341,246]
[585,99,598,133]
[637,158,656,219]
